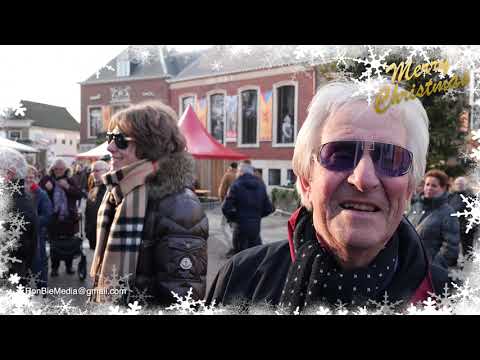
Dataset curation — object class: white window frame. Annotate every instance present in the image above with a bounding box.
[87,106,103,139]
[272,80,298,148]
[117,59,130,77]
[268,168,282,186]
[237,85,260,148]
[206,89,227,144]
[178,93,197,118]
[7,130,21,140]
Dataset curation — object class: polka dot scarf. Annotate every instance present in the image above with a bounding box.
[279,211,399,312]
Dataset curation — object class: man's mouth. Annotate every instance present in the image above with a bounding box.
[339,201,380,212]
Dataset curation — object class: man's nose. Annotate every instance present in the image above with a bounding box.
[106,140,117,153]
[347,152,381,192]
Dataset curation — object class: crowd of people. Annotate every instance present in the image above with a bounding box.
[0,79,479,313]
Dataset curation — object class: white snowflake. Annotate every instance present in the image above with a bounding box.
[195,299,225,315]
[108,305,123,315]
[450,45,480,73]
[333,300,349,315]
[368,292,403,315]
[230,45,252,56]
[451,192,480,233]
[402,45,432,64]
[354,306,369,315]
[165,288,203,314]
[352,45,391,82]
[211,60,223,72]
[55,299,76,315]
[315,305,332,315]
[472,130,480,142]
[14,103,26,117]
[8,273,20,285]
[126,301,142,315]
[351,77,384,105]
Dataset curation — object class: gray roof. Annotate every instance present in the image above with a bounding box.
[82,46,205,84]
[20,100,80,131]
[171,45,311,81]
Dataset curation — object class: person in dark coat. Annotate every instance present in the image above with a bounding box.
[0,147,38,283]
[222,162,274,256]
[85,160,109,250]
[448,176,477,257]
[90,101,208,306]
[407,170,460,270]
[39,158,83,276]
[207,81,451,313]
[26,165,53,290]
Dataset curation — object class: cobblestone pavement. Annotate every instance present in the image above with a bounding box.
[47,205,290,307]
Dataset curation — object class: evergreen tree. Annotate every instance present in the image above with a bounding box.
[336,46,472,177]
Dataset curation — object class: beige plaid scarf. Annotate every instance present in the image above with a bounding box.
[90,159,159,301]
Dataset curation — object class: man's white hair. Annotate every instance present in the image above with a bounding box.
[48,158,68,173]
[0,147,28,180]
[292,81,430,210]
[239,163,254,175]
[91,160,110,172]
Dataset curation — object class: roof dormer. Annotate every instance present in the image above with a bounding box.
[116,54,130,77]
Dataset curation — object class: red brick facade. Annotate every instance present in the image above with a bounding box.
[80,77,169,145]
[169,68,315,161]
[80,66,317,190]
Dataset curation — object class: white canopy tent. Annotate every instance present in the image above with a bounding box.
[76,141,109,160]
[0,136,39,153]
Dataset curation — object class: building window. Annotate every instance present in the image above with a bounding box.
[276,85,295,144]
[112,104,129,115]
[117,59,130,77]
[268,169,281,186]
[69,140,73,145]
[54,138,57,144]
[209,93,225,143]
[7,130,21,141]
[180,96,196,115]
[240,89,258,145]
[62,139,66,145]
[287,169,296,186]
[88,107,102,138]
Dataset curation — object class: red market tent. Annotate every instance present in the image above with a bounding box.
[178,105,248,160]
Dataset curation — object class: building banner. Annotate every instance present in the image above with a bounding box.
[225,95,238,142]
[102,106,111,132]
[196,98,208,128]
[260,90,272,141]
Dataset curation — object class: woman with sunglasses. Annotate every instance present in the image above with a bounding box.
[207,81,451,313]
[407,170,460,270]
[90,101,208,306]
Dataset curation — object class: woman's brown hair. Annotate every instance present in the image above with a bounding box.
[425,169,449,190]
[108,101,187,161]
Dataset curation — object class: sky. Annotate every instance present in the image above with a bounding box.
[0,45,213,121]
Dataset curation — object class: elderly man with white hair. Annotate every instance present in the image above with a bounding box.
[207,81,451,313]
[0,147,38,281]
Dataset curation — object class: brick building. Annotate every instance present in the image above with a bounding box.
[80,45,332,194]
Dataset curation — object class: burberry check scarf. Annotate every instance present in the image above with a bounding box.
[90,159,158,301]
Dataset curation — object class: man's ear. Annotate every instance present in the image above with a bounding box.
[299,176,311,198]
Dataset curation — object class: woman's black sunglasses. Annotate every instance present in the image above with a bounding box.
[316,140,413,177]
[106,132,134,150]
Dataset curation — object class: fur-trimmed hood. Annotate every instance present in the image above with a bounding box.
[145,151,196,201]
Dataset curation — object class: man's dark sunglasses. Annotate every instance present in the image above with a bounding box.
[106,132,134,150]
[316,140,413,177]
